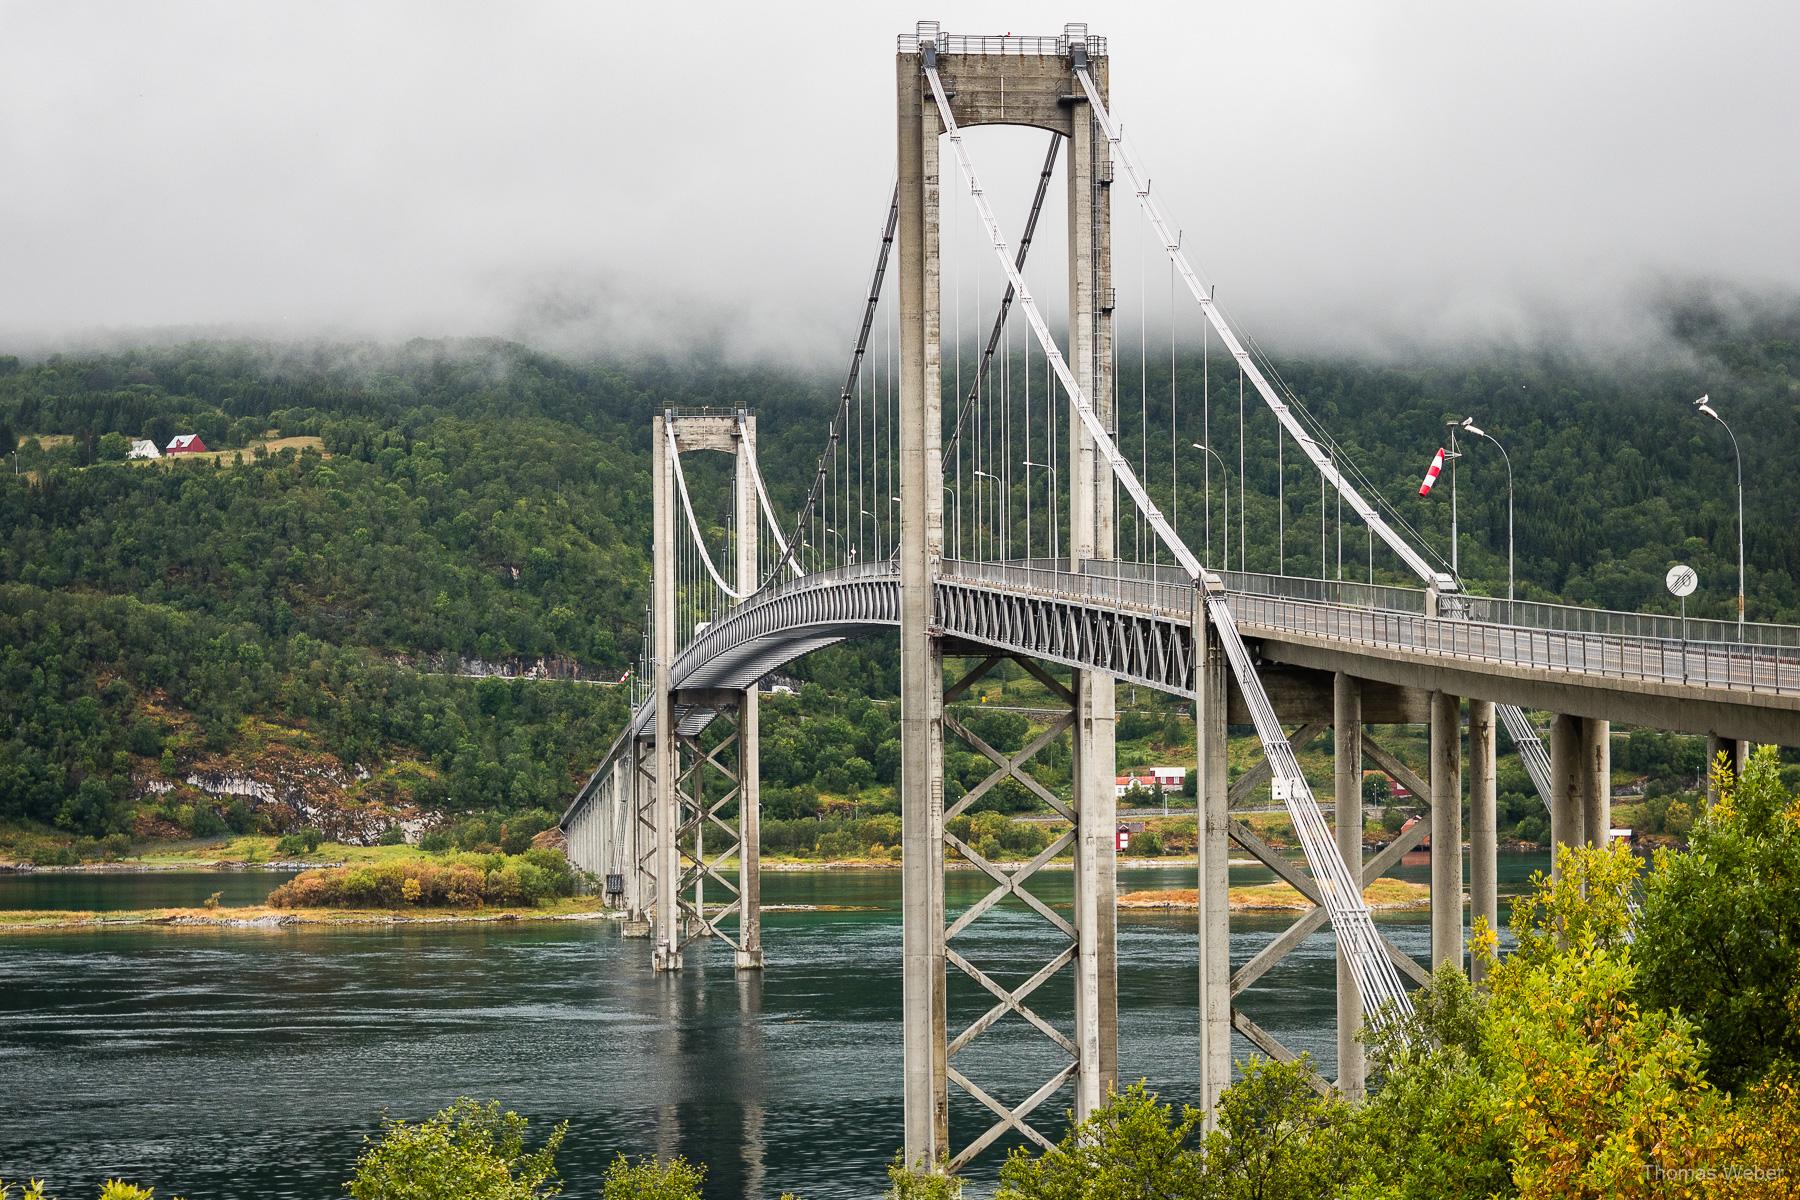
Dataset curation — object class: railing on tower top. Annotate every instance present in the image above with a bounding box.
[895,31,1107,56]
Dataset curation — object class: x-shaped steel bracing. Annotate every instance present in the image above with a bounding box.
[674,713,750,954]
[940,654,1082,1170]
[1223,722,1432,1092]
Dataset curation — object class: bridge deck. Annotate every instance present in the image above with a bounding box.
[566,560,1797,826]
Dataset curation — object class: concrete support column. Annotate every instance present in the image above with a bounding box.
[897,49,948,1167]
[1549,713,1582,882]
[736,691,763,969]
[1706,734,1748,806]
[619,747,638,916]
[1066,44,1118,1114]
[1332,673,1364,1098]
[1429,691,1463,973]
[1579,718,1611,848]
[1072,670,1119,1119]
[606,757,627,906]
[734,415,763,971]
[625,740,651,937]
[1195,612,1232,1126]
[651,414,681,972]
[1467,699,1497,984]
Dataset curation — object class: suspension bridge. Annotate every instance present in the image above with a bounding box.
[560,24,1799,1176]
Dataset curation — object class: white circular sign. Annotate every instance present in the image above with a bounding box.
[1666,564,1698,598]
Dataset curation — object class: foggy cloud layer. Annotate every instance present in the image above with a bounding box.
[3,1,1796,362]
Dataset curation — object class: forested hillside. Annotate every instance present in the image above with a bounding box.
[0,293,1794,852]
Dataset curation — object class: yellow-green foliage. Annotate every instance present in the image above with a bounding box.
[268,849,575,909]
[601,1154,706,1200]
[0,1182,183,1200]
[346,1098,565,1200]
[885,1155,963,1200]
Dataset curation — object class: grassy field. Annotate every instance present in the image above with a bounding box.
[119,836,424,867]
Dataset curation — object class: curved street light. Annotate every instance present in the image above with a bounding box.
[1192,443,1230,571]
[1023,459,1060,562]
[1458,417,1515,602]
[1692,394,1745,634]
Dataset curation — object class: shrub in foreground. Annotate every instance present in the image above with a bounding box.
[0,1184,179,1200]
[347,1098,565,1200]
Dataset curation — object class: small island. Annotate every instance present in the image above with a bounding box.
[1119,877,1430,911]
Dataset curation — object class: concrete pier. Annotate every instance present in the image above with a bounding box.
[734,416,763,970]
[1549,713,1581,880]
[896,44,949,1166]
[1580,718,1611,848]
[1430,691,1463,973]
[1706,734,1749,805]
[651,415,681,973]
[1467,699,1497,982]
[1332,673,1365,1098]
[1195,616,1232,1125]
[1067,72,1119,1117]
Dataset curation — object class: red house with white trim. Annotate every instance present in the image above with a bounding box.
[165,434,208,455]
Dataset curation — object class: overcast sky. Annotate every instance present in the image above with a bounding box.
[3,1,1796,363]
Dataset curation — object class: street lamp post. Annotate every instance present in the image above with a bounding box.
[973,469,1002,561]
[1442,420,1464,578]
[1192,443,1230,572]
[1458,417,1515,602]
[1023,459,1059,563]
[1693,395,1745,635]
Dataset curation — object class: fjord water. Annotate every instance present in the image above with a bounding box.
[0,857,1545,1199]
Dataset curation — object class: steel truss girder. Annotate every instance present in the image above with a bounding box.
[1223,724,1436,1090]
[940,653,1083,1172]
[936,579,1194,697]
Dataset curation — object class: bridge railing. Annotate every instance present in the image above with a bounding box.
[1453,593,1800,652]
[997,557,1433,615]
[943,559,1798,694]
[1229,593,1799,696]
[1027,558,1800,652]
[942,559,1192,618]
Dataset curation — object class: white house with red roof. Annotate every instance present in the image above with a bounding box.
[1115,766,1187,798]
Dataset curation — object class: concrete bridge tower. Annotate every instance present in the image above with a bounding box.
[897,23,1118,1166]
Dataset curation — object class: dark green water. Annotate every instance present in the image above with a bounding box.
[0,869,298,911]
[0,854,1546,1199]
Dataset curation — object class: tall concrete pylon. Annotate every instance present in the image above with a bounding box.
[732,415,763,970]
[649,410,765,972]
[651,412,681,972]
[897,24,1118,1168]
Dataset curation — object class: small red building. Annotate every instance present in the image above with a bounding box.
[165,434,208,455]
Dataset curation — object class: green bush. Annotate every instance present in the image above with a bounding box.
[602,1154,706,1200]
[268,850,575,909]
[347,1098,565,1200]
[189,804,228,838]
[275,827,324,856]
